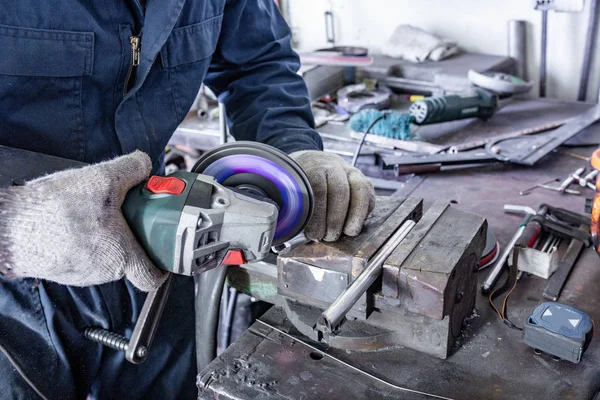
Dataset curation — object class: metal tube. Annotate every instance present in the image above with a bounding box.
[539,10,548,97]
[218,103,228,145]
[317,219,416,334]
[541,234,555,253]
[508,20,527,80]
[578,0,599,101]
[482,224,526,293]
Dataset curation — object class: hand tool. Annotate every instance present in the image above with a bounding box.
[408,87,498,125]
[523,302,593,363]
[86,142,315,363]
[482,205,540,294]
[519,178,561,196]
[122,141,314,275]
[539,184,581,195]
[502,203,590,301]
[577,169,598,189]
[467,70,533,95]
[559,167,586,193]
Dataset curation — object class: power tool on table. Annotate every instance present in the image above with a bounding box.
[85,142,314,363]
[408,87,498,125]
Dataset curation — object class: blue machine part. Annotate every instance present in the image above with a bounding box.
[529,302,592,340]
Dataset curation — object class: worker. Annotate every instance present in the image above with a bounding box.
[0,1,375,398]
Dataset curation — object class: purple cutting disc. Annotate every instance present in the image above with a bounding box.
[202,154,304,240]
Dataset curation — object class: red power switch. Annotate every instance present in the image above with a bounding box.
[221,249,246,266]
[146,176,186,195]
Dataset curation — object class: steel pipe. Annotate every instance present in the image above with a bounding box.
[317,219,416,334]
[508,20,527,80]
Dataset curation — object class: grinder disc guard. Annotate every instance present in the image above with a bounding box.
[193,142,313,245]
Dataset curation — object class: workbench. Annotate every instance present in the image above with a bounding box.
[198,99,600,400]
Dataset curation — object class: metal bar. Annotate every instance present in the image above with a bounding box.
[218,103,228,145]
[316,219,416,335]
[126,273,174,364]
[543,238,585,301]
[508,20,527,80]
[383,150,496,168]
[578,0,599,101]
[482,205,540,293]
[540,234,555,253]
[539,10,548,97]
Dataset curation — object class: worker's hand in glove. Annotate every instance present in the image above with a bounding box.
[0,151,167,291]
[290,151,375,242]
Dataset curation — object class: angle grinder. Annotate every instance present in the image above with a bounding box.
[122,141,314,275]
[87,142,314,364]
[408,87,498,125]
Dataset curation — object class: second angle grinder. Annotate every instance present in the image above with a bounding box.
[122,141,314,275]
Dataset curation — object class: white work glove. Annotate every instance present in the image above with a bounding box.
[0,152,166,291]
[291,151,375,242]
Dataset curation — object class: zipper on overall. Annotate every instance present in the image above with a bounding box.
[123,35,141,97]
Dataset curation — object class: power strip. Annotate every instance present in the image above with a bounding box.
[534,0,585,12]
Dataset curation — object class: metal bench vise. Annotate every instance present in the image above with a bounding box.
[228,197,487,359]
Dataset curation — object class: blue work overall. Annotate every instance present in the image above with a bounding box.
[0,0,322,398]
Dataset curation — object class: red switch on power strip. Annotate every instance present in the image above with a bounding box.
[146,176,186,195]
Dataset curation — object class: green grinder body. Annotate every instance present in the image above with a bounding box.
[122,171,202,273]
[409,88,498,125]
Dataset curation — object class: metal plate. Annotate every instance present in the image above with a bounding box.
[278,259,348,304]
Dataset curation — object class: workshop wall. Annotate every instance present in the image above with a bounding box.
[288,0,600,102]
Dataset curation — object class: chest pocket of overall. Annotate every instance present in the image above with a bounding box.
[0,24,93,161]
[160,15,222,121]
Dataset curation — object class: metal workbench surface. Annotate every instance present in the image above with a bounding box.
[198,121,600,398]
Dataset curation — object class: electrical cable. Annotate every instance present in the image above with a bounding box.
[488,247,523,331]
[195,266,228,372]
[0,342,49,400]
[351,113,388,167]
[255,319,454,400]
[222,287,238,349]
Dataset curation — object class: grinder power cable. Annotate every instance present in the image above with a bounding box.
[85,142,314,364]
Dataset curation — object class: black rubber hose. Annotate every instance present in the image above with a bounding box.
[195,266,228,372]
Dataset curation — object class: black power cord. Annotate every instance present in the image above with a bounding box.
[351,113,388,167]
[195,266,228,371]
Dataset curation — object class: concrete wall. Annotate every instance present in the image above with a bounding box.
[287,0,600,101]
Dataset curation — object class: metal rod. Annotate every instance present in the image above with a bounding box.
[541,234,555,253]
[548,236,561,252]
[482,223,527,293]
[519,179,560,195]
[218,103,228,145]
[317,219,416,334]
[578,0,599,101]
[539,184,581,195]
[539,10,548,97]
[508,20,527,80]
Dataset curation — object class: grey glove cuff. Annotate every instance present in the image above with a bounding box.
[0,151,167,291]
